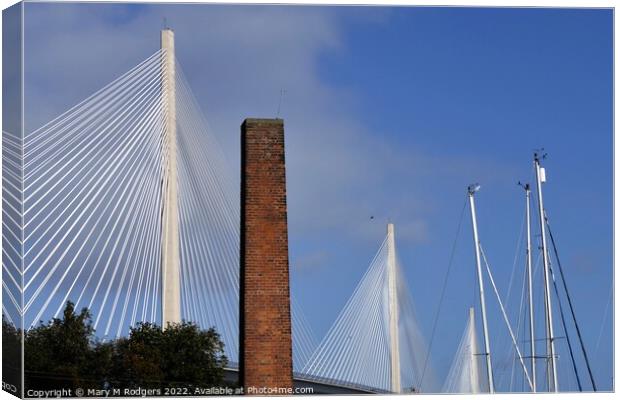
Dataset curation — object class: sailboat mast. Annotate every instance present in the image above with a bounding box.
[468,307,481,394]
[524,184,537,392]
[534,152,559,392]
[467,184,494,393]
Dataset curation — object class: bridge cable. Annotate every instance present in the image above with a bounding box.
[12,47,317,369]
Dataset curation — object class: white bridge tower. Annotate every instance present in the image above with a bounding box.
[387,223,401,393]
[160,28,181,327]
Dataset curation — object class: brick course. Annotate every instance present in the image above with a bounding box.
[239,118,293,393]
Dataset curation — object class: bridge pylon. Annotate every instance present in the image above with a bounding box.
[387,223,401,393]
[160,28,181,328]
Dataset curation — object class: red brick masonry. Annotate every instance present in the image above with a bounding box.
[239,118,293,393]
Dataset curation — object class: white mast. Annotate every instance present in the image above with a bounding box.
[534,152,558,392]
[468,307,481,394]
[161,28,181,328]
[524,183,537,392]
[467,184,494,393]
[387,223,401,393]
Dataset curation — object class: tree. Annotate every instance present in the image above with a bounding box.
[110,322,228,389]
[24,301,98,390]
[22,301,228,392]
[161,322,227,387]
[110,323,165,389]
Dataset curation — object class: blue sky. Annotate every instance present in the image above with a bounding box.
[20,2,612,392]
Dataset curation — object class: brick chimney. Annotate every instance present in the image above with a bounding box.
[239,118,293,394]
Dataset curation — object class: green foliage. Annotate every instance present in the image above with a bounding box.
[20,302,228,392]
[25,301,95,390]
[111,322,227,389]
[161,322,227,386]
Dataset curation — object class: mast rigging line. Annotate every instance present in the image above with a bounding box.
[417,195,468,392]
[544,214,597,391]
[497,194,530,392]
[478,245,534,391]
[507,253,528,392]
[504,197,527,309]
[593,285,612,361]
[548,254,583,391]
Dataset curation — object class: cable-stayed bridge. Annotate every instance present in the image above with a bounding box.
[2,30,428,394]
